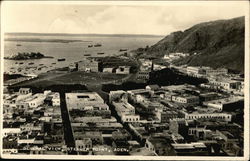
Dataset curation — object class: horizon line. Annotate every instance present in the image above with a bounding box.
[5,32,165,37]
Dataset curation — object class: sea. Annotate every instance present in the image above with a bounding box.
[4,34,163,75]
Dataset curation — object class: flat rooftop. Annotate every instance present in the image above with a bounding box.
[66,92,104,108]
[205,96,244,105]
[112,101,135,110]
[127,89,150,94]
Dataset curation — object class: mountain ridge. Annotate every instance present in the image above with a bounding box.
[142,16,245,73]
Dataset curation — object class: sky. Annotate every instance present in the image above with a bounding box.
[2,1,248,35]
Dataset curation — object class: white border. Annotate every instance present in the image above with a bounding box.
[1,1,249,160]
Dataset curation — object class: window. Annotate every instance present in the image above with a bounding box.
[77,95,89,99]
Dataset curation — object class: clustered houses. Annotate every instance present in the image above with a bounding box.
[2,88,65,155]
[170,65,244,95]
[3,66,244,156]
[66,91,137,155]
[109,83,244,156]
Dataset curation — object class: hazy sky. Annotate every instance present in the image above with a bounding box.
[2,1,248,35]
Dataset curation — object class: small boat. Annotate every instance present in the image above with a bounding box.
[97,52,104,55]
[19,62,24,64]
[16,44,22,46]
[28,62,34,65]
[39,64,44,66]
[58,58,66,61]
[119,49,127,52]
[15,62,18,64]
[94,43,102,47]
[88,45,93,48]
[84,54,91,56]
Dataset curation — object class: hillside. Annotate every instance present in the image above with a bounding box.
[141,16,245,73]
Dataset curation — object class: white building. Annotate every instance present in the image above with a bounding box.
[203,96,244,111]
[116,66,130,74]
[112,101,140,123]
[209,78,242,91]
[146,85,160,91]
[182,111,232,122]
[103,67,114,73]
[121,114,140,123]
[66,92,106,110]
[52,93,60,106]
[24,94,46,108]
[19,88,32,95]
[2,128,21,137]
[172,94,199,104]
[187,66,227,76]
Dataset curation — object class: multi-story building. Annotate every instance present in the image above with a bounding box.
[203,96,244,112]
[187,66,228,76]
[209,78,242,91]
[172,94,199,105]
[19,88,32,95]
[112,101,140,123]
[181,110,232,122]
[155,110,178,123]
[137,70,150,82]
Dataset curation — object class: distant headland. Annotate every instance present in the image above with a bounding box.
[4,52,54,60]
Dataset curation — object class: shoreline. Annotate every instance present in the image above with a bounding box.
[4,56,54,60]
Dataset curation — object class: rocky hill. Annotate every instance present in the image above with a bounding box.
[141,16,245,73]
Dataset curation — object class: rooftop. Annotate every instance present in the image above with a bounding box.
[113,101,135,111]
[171,142,206,149]
[205,96,244,105]
[66,92,104,108]
[127,89,150,94]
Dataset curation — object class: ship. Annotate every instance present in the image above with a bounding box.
[16,44,22,46]
[84,54,91,56]
[94,43,102,47]
[28,62,34,65]
[119,49,127,52]
[88,45,93,48]
[97,52,105,55]
[58,58,66,61]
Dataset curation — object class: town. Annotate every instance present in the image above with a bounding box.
[2,52,244,156]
